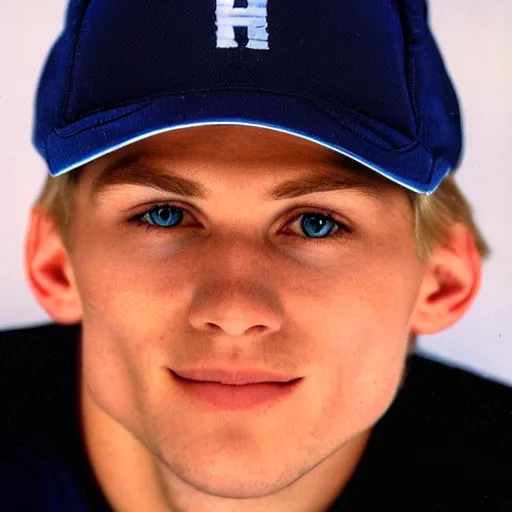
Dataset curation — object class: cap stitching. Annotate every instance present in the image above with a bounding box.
[62,0,93,125]
[52,87,420,154]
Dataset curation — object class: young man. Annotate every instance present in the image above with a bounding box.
[1,1,510,511]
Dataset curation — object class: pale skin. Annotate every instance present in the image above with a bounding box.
[25,125,482,512]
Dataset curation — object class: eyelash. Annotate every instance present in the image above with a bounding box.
[130,202,352,247]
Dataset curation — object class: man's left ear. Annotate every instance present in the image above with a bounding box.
[409,223,483,335]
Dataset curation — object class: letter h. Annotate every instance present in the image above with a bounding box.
[216,0,269,50]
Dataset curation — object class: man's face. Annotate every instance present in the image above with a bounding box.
[69,125,427,499]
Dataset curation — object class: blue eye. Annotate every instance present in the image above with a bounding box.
[134,203,350,246]
[300,213,337,238]
[143,206,183,227]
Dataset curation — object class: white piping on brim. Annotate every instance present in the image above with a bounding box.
[51,120,442,195]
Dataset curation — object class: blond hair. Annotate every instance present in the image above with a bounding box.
[35,165,491,353]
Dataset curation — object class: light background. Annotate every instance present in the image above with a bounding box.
[1,1,510,386]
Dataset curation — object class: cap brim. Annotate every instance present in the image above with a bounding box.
[47,90,448,195]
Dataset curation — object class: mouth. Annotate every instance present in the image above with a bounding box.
[172,368,300,385]
[170,371,303,410]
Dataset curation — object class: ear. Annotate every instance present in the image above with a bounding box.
[24,204,83,324]
[409,223,483,336]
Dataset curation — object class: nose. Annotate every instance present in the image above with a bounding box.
[188,285,283,337]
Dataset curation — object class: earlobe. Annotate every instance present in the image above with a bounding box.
[24,204,83,325]
[409,223,483,336]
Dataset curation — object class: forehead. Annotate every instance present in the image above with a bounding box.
[77,125,404,203]
[85,125,383,172]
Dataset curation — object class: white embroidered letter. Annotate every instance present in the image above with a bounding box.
[216,0,269,50]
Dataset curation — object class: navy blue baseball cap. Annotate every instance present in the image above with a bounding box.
[32,0,462,195]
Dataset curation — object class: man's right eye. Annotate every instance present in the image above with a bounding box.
[131,203,190,231]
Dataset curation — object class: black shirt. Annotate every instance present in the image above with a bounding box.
[1,323,511,511]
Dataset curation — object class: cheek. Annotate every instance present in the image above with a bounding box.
[309,256,422,434]
[310,316,410,443]
[73,238,166,426]
[71,221,169,323]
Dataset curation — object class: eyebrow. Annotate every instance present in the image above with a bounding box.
[90,153,382,203]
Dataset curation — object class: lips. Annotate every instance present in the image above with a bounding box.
[170,370,303,410]
[172,368,298,385]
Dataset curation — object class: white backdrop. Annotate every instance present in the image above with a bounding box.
[1,1,511,386]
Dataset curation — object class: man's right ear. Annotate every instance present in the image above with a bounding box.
[24,204,83,324]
